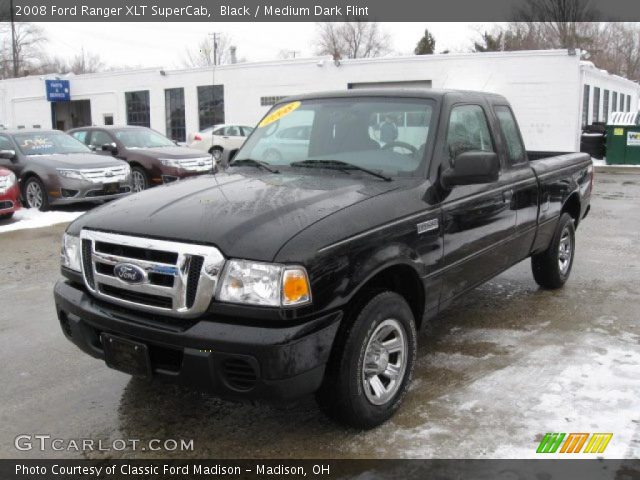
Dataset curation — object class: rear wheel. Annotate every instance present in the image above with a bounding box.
[23,176,49,211]
[316,291,417,429]
[131,166,149,192]
[531,212,576,289]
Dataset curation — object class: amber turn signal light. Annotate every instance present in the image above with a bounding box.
[282,268,311,306]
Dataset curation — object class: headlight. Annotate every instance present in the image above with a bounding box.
[159,158,182,168]
[122,164,131,176]
[60,233,82,272]
[217,260,311,307]
[0,171,16,194]
[57,169,86,180]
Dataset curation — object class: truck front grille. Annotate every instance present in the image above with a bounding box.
[80,230,225,318]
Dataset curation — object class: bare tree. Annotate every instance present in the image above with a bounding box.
[0,22,47,78]
[182,33,232,67]
[69,48,105,74]
[314,22,391,60]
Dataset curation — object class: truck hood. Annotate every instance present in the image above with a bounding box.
[131,146,210,159]
[27,153,126,169]
[69,170,397,261]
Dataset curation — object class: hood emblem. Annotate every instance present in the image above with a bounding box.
[114,263,146,284]
[105,170,114,177]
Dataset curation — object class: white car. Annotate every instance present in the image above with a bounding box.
[187,124,254,161]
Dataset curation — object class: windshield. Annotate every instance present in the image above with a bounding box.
[14,132,91,156]
[114,129,175,149]
[234,97,434,177]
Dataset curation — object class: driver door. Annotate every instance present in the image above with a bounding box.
[440,104,517,303]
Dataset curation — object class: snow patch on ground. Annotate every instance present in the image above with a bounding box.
[0,208,85,234]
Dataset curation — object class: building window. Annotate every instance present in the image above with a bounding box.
[603,90,610,123]
[582,85,590,126]
[612,92,618,113]
[260,96,288,106]
[627,95,631,112]
[197,85,224,131]
[103,114,114,126]
[592,87,600,122]
[125,91,150,127]
[620,94,625,112]
[165,88,186,142]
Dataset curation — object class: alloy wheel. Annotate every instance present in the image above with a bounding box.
[26,180,44,209]
[558,225,573,275]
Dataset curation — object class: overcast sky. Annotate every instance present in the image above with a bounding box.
[37,22,493,69]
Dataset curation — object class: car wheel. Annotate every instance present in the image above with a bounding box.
[131,167,149,192]
[23,176,49,211]
[531,212,576,289]
[210,147,223,162]
[263,149,282,163]
[316,291,417,429]
[0,212,14,220]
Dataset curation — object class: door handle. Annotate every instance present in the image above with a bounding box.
[502,189,514,202]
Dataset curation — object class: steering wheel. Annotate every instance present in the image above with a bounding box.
[381,141,418,155]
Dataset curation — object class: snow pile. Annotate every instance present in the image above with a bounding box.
[0,208,85,234]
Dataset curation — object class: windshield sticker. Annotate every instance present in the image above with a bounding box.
[258,101,301,128]
[20,137,54,151]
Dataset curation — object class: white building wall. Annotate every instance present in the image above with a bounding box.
[0,50,638,153]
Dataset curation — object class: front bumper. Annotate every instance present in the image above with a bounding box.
[0,185,21,215]
[54,280,341,401]
[51,177,132,205]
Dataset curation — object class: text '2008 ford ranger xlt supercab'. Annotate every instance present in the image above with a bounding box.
[55,90,592,428]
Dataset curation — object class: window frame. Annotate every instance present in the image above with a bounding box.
[88,129,114,149]
[124,90,151,128]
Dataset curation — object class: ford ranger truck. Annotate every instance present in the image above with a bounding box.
[55,90,592,428]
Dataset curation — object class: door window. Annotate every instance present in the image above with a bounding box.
[446,105,494,162]
[89,130,114,149]
[225,126,240,136]
[0,135,13,150]
[71,131,89,145]
[494,106,526,164]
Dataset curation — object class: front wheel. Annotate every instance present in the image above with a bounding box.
[210,147,223,162]
[316,291,417,429]
[23,176,49,211]
[131,167,149,193]
[531,212,576,289]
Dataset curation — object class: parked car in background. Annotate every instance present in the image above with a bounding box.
[0,167,20,220]
[0,130,131,211]
[187,124,253,162]
[251,125,311,163]
[69,126,215,192]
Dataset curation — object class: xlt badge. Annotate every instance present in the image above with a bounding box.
[417,218,439,234]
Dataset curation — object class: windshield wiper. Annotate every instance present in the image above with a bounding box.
[290,159,392,182]
[230,158,280,174]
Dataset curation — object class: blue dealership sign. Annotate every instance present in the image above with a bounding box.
[45,79,70,102]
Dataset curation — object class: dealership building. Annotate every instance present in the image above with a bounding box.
[0,48,638,152]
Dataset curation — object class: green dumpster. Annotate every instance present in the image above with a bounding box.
[606,111,640,165]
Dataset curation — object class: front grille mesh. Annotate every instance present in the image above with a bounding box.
[186,256,204,308]
[100,284,172,309]
[82,239,95,289]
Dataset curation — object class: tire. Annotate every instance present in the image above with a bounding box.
[23,176,49,211]
[0,212,14,220]
[531,212,576,289]
[316,290,417,429]
[210,147,223,162]
[131,166,149,192]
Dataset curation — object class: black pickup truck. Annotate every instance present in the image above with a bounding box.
[54,90,592,428]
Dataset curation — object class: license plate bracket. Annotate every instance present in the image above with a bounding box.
[101,333,152,377]
[104,183,119,194]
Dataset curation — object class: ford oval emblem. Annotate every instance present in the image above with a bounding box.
[114,263,146,284]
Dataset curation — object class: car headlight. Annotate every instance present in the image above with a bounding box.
[216,260,311,307]
[60,233,82,272]
[0,171,16,194]
[57,169,86,180]
[159,158,182,168]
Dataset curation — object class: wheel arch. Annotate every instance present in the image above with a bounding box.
[561,192,581,228]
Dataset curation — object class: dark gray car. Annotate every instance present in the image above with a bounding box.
[0,130,132,211]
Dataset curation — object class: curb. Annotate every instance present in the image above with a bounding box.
[594,165,640,174]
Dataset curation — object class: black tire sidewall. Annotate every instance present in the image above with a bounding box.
[556,214,576,283]
[340,291,417,427]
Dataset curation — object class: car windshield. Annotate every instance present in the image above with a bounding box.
[114,129,175,148]
[234,97,434,178]
[14,132,91,156]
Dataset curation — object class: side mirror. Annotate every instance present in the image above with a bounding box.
[441,151,499,188]
[0,149,16,160]
[101,143,117,155]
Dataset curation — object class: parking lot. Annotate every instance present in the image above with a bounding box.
[0,171,639,459]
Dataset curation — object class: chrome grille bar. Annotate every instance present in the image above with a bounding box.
[80,230,225,318]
